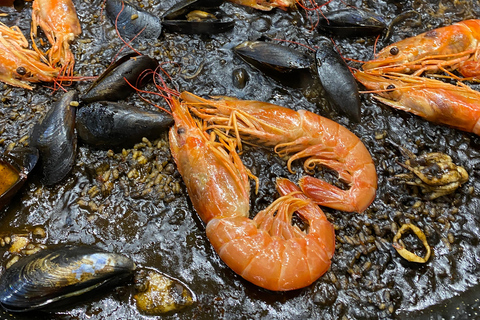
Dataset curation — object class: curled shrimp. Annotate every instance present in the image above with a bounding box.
[31,0,81,74]
[169,97,335,291]
[0,22,58,89]
[355,71,480,135]
[363,19,480,79]
[182,91,377,213]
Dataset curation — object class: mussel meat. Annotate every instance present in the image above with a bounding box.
[317,7,386,37]
[0,244,135,312]
[29,90,77,186]
[81,53,159,103]
[133,268,196,315]
[315,37,361,122]
[162,0,224,20]
[0,147,38,211]
[76,101,174,149]
[105,0,162,40]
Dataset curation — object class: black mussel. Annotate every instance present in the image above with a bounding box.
[162,0,224,20]
[0,244,135,312]
[105,0,162,40]
[315,37,361,122]
[162,19,234,34]
[29,91,77,186]
[81,53,159,103]
[76,101,174,149]
[234,41,313,72]
[317,7,386,37]
[0,146,38,211]
[234,41,313,87]
[162,6,234,35]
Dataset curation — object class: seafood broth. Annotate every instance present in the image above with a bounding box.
[0,164,18,195]
[1,0,480,319]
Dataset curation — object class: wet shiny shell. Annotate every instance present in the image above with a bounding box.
[162,0,224,20]
[0,147,38,211]
[81,54,159,103]
[161,20,234,34]
[29,91,77,186]
[315,37,361,122]
[76,101,174,149]
[0,245,135,312]
[105,0,162,40]
[317,8,386,37]
[234,41,313,73]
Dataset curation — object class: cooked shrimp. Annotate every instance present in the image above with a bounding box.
[355,71,480,135]
[31,0,81,74]
[363,19,480,78]
[182,91,377,213]
[228,0,296,11]
[169,97,335,291]
[0,22,58,89]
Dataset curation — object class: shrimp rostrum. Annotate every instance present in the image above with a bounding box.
[169,92,377,291]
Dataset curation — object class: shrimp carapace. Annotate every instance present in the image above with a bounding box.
[363,19,480,78]
[31,0,81,74]
[181,91,377,213]
[169,97,337,291]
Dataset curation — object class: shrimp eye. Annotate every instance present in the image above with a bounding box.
[387,84,396,90]
[16,67,27,75]
[177,127,186,135]
[390,47,399,55]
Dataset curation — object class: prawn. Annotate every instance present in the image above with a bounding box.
[169,96,336,291]
[181,91,377,213]
[0,22,58,89]
[362,19,480,79]
[31,0,81,75]
[355,71,480,135]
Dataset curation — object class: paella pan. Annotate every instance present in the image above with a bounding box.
[0,0,480,319]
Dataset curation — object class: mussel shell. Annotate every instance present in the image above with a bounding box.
[315,37,361,122]
[81,54,159,103]
[162,0,224,20]
[105,0,162,40]
[0,147,39,211]
[317,8,386,37]
[234,41,313,72]
[0,245,135,312]
[29,91,77,186]
[76,101,174,149]
[161,20,234,34]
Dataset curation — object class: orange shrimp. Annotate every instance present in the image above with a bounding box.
[0,22,58,89]
[169,96,335,291]
[355,71,480,135]
[363,19,480,78]
[31,0,81,74]
[228,0,296,11]
[182,91,377,213]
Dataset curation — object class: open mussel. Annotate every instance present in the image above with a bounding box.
[162,0,233,35]
[81,53,159,103]
[76,101,174,149]
[317,7,386,37]
[105,0,162,40]
[0,244,135,312]
[29,90,77,186]
[234,40,313,87]
[315,37,361,122]
[0,146,38,211]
